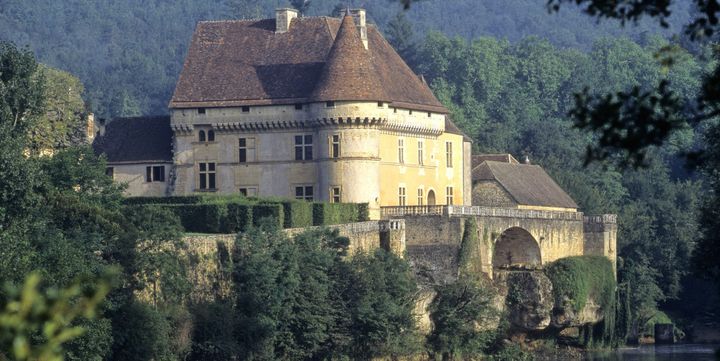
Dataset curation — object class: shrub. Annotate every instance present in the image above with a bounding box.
[312,203,361,226]
[357,203,370,221]
[252,203,284,229]
[544,256,615,313]
[123,196,203,205]
[278,200,313,228]
[167,204,227,233]
[225,203,253,233]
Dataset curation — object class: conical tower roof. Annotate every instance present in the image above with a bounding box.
[311,14,389,102]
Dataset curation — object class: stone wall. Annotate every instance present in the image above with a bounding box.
[180,219,405,301]
[472,181,517,208]
[583,214,618,273]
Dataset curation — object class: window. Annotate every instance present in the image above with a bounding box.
[393,107,397,113]
[295,135,313,161]
[446,141,453,168]
[241,106,250,113]
[207,130,215,142]
[417,188,424,206]
[331,187,341,203]
[398,187,406,206]
[199,162,216,190]
[428,112,432,117]
[295,185,314,201]
[145,166,165,182]
[378,101,384,107]
[446,186,454,205]
[294,103,303,110]
[198,107,206,114]
[417,140,424,166]
[239,137,256,163]
[106,167,114,179]
[409,110,413,115]
[198,130,206,142]
[239,187,258,197]
[331,134,341,158]
[398,138,404,164]
[325,101,335,108]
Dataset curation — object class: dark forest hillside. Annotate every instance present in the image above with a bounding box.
[0,0,694,119]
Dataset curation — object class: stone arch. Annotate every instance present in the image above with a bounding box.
[427,189,436,205]
[492,227,541,269]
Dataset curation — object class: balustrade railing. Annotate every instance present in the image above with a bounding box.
[380,205,586,221]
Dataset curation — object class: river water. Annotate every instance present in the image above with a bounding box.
[584,344,719,361]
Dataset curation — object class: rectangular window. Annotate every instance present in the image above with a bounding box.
[197,107,206,114]
[409,110,413,115]
[331,134,341,158]
[428,112,432,117]
[295,185,314,201]
[294,103,303,110]
[378,101,384,107]
[241,106,250,112]
[331,186,341,203]
[446,186,454,205]
[295,135,313,161]
[325,101,335,108]
[417,140,424,166]
[145,166,165,182]
[106,167,114,179]
[398,138,404,164]
[238,137,255,163]
[417,188,424,206]
[199,162,216,190]
[393,107,397,113]
[398,187,406,206]
[446,141,453,168]
[239,187,258,197]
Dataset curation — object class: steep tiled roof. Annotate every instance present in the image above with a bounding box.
[171,16,447,113]
[311,15,388,102]
[92,116,172,163]
[472,161,578,209]
[444,117,472,142]
[472,154,519,167]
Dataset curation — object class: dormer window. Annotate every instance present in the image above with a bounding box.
[198,108,206,114]
[241,106,250,113]
[325,101,335,108]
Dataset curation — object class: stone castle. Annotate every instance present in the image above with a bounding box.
[93,9,616,279]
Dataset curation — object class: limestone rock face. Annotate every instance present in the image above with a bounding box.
[505,271,554,331]
[551,297,604,328]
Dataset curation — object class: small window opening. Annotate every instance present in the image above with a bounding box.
[325,101,335,108]
[378,101,384,107]
[294,103,303,110]
[207,130,215,142]
[198,130,206,142]
[241,106,250,113]
[198,108,206,114]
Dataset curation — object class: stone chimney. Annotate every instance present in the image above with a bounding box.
[349,9,368,49]
[275,8,298,33]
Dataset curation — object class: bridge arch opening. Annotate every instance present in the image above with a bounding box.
[492,227,541,269]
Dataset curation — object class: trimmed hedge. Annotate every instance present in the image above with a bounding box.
[125,196,367,233]
[313,203,362,226]
[168,204,227,233]
[278,200,313,228]
[226,203,253,233]
[123,196,204,205]
[252,203,284,229]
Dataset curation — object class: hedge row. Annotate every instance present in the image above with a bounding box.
[124,196,368,233]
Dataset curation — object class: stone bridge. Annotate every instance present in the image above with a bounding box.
[381,206,616,282]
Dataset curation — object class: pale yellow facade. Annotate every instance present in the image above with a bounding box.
[169,101,471,218]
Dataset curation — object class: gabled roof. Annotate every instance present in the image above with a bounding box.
[472,154,519,168]
[472,161,578,209]
[170,15,447,113]
[311,14,388,102]
[444,117,472,142]
[92,116,172,163]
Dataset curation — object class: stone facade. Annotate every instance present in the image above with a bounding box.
[170,102,470,218]
[472,181,516,208]
[109,162,171,197]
